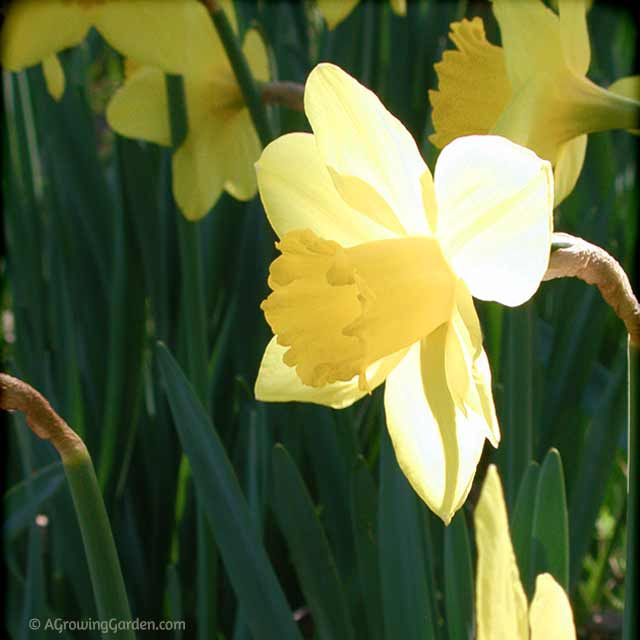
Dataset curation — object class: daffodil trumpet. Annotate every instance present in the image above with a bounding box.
[254,62,554,523]
[429,0,640,204]
[106,1,269,220]
[474,465,576,639]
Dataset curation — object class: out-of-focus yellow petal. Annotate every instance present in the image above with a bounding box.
[383,336,488,524]
[243,29,270,83]
[95,1,221,78]
[172,115,229,221]
[475,465,529,640]
[390,0,406,16]
[316,0,360,29]
[553,135,587,204]
[105,67,171,147]
[42,55,65,101]
[559,0,590,76]
[434,135,553,307]
[492,0,564,91]
[445,283,500,446]
[609,75,640,101]
[304,63,430,236]
[223,110,261,201]
[255,337,408,409]
[429,18,511,148]
[0,0,89,70]
[256,132,395,246]
[529,574,577,640]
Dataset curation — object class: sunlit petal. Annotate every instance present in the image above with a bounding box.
[256,132,395,246]
[429,18,511,148]
[42,55,65,101]
[492,0,564,91]
[255,337,408,409]
[435,135,553,307]
[243,29,270,83]
[1,0,89,70]
[106,66,172,147]
[305,63,430,236]
[529,574,577,640]
[383,336,487,524]
[559,0,590,76]
[223,110,261,201]
[553,135,587,205]
[475,465,529,640]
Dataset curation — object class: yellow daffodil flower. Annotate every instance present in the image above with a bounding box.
[317,0,406,30]
[106,5,269,220]
[254,63,553,523]
[1,0,214,101]
[429,0,640,204]
[475,465,576,639]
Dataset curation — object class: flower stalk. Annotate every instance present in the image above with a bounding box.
[202,0,275,146]
[0,374,134,638]
[544,232,640,639]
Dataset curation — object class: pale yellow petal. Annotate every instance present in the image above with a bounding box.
[243,29,270,83]
[305,63,430,236]
[256,132,395,246]
[42,55,65,101]
[559,0,590,76]
[1,0,89,70]
[255,337,408,409]
[105,67,171,147]
[445,283,500,446]
[317,0,359,29]
[172,115,229,221]
[429,17,511,148]
[529,574,577,640]
[475,465,529,640]
[223,110,261,201]
[390,0,406,16]
[609,75,640,101]
[434,135,553,307]
[383,336,488,524]
[492,0,564,91]
[553,135,587,204]
[95,1,223,78]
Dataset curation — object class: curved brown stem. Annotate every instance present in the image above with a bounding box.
[261,81,305,112]
[0,373,87,463]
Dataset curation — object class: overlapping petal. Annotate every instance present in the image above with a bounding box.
[1,0,89,70]
[42,55,65,101]
[316,0,359,30]
[304,63,430,236]
[553,135,588,204]
[475,465,529,640]
[529,574,577,640]
[384,336,488,524]
[256,133,395,246]
[255,338,408,409]
[558,0,590,76]
[106,66,172,147]
[434,135,553,307]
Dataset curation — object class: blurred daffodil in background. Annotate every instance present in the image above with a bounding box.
[429,0,640,204]
[317,0,406,30]
[475,465,576,639]
[254,63,553,523]
[106,2,269,220]
[0,0,212,100]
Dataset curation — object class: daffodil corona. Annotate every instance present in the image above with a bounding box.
[1,0,212,100]
[317,0,406,30]
[475,466,576,639]
[255,63,554,523]
[106,3,269,220]
[429,0,640,204]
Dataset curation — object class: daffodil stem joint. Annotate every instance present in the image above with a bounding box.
[261,81,304,112]
[544,232,640,347]
[0,374,134,637]
[204,0,275,147]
